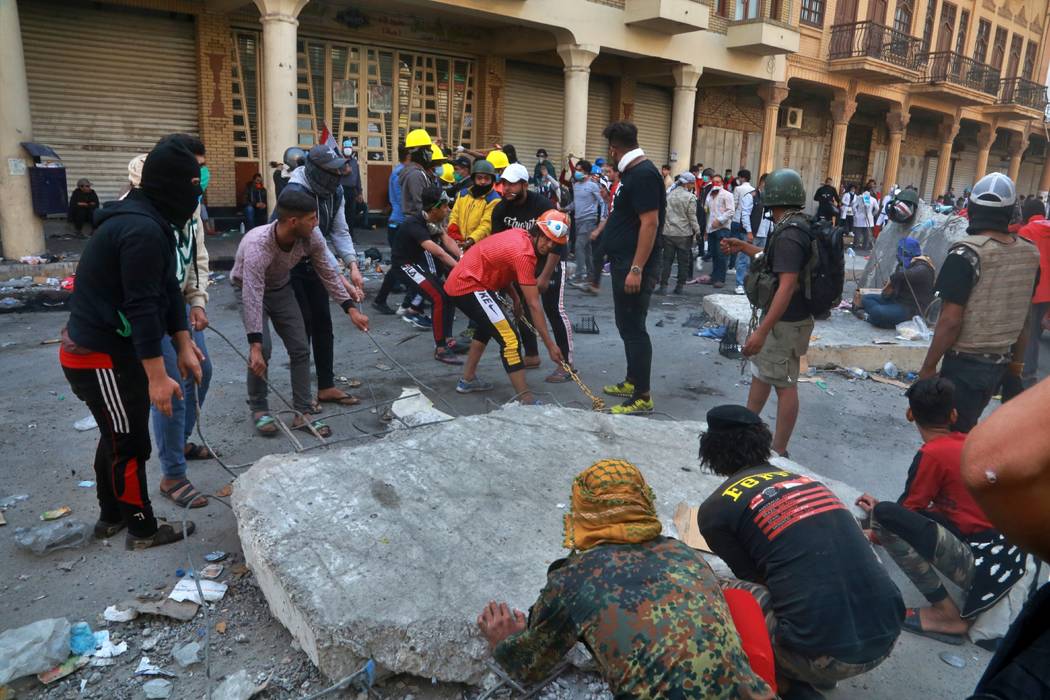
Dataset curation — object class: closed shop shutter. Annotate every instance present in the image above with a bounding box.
[922,156,939,201]
[870,149,887,188]
[504,62,565,170]
[950,151,978,196]
[694,127,743,174]
[20,1,199,201]
[743,131,762,175]
[1017,159,1041,197]
[586,78,612,163]
[897,154,925,192]
[634,84,672,165]
[790,137,825,215]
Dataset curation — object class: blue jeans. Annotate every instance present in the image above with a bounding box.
[709,228,731,284]
[243,205,258,229]
[732,222,750,287]
[861,294,911,329]
[151,309,213,479]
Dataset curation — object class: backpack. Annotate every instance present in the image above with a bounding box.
[748,189,764,236]
[744,214,844,319]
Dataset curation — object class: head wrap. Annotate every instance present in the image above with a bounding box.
[304,158,342,197]
[127,154,148,188]
[896,237,922,269]
[141,140,202,228]
[563,459,662,551]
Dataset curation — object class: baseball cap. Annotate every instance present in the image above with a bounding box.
[676,172,696,185]
[307,144,347,172]
[500,163,530,184]
[452,156,471,168]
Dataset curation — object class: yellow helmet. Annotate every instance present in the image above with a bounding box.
[486,150,510,170]
[438,163,456,184]
[431,144,448,164]
[405,129,432,149]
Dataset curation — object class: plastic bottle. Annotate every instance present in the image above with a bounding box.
[847,367,869,380]
[883,361,899,379]
[14,520,90,555]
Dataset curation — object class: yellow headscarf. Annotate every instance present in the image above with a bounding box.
[563,459,662,551]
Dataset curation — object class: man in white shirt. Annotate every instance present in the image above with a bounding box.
[705,174,735,289]
[731,169,756,294]
[852,186,879,250]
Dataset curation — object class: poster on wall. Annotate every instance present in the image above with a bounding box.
[333,79,358,108]
[369,84,393,114]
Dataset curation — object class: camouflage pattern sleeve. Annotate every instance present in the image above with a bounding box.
[492,581,578,684]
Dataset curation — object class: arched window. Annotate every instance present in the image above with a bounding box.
[893,0,913,35]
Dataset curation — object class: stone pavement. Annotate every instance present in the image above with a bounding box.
[233,404,863,685]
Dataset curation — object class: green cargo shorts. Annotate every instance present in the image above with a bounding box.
[750,319,814,389]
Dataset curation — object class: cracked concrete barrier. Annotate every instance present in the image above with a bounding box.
[233,405,863,685]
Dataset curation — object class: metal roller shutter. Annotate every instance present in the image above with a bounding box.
[950,151,978,195]
[504,62,565,169]
[586,78,612,163]
[1017,159,1041,197]
[922,156,939,201]
[20,1,199,201]
[772,134,823,213]
[634,84,672,165]
[897,154,924,192]
[743,131,762,175]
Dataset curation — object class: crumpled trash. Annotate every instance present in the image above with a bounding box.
[172,640,201,668]
[0,617,72,684]
[883,361,899,379]
[169,577,227,604]
[390,387,453,429]
[134,656,176,678]
[3,276,32,288]
[69,621,94,655]
[0,493,30,509]
[14,519,90,554]
[693,326,726,340]
[896,316,932,341]
[103,605,138,623]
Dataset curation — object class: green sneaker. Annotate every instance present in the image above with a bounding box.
[602,381,635,397]
[610,396,654,415]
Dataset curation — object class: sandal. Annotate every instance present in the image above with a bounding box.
[160,479,208,509]
[317,391,361,407]
[254,412,278,436]
[183,442,214,460]
[292,419,332,438]
[901,608,965,645]
[126,518,196,551]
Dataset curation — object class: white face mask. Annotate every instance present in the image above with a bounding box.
[343,147,354,157]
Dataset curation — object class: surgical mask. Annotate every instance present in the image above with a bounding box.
[573,172,585,181]
[453,172,464,182]
[199,165,210,193]
[433,167,443,178]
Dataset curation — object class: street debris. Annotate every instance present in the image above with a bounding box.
[0,617,71,684]
[40,506,72,521]
[200,563,224,579]
[37,654,89,684]
[215,483,234,498]
[169,577,228,605]
[204,550,229,563]
[77,480,95,488]
[56,555,86,572]
[0,494,29,509]
[69,622,95,655]
[142,678,174,699]
[134,656,176,678]
[115,595,200,622]
[14,519,89,554]
[172,640,201,668]
[103,605,138,623]
[211,669,268,700]
[939,651,967,668]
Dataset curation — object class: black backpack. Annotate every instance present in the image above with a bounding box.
[748,189,764,236]
[803,216,846,319]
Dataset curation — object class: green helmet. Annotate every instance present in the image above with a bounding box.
[762,168,806,208]
[894,187,919,207]
[471,160,496,176]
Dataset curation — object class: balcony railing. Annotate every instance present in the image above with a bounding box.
[998,77,1048,112]
[921,51,999,96]
[829,21,921,70]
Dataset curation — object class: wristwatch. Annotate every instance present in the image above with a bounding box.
[630,265,642,274]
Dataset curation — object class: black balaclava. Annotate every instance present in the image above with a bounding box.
[141,141,202,228]
[304,158,342,197]
[470,178,494,198]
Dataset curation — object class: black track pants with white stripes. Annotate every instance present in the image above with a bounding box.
[63,358,158,536]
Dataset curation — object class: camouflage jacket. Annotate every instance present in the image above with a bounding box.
[493,537,773,699]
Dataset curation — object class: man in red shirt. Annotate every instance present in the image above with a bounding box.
[1017,197,1050,388]
[856,378,1026,645]
[444,210,568,404]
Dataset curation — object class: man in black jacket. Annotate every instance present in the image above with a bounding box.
[60,138,203,550]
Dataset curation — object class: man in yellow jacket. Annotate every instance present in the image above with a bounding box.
[451,160,501,250]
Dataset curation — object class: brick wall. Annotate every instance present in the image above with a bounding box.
[196,12,236,208]
[696,87,766,132]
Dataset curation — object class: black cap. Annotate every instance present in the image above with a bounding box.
[452,156,471,168]
[421,185,450,211]
[536,149,548,158]
[706,405,763,431]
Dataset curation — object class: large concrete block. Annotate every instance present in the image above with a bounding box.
[702,294,930,372]
[233,406,862,685]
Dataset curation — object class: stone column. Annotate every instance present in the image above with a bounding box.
[1006,131,1025,183]
[255,0,309,211]
[758,82,789,175]
[556,43,599,161]
[932,115,960,199]
[0,0,45,258]
[882,105,910,194]
[974,123,995,179]
[669,64,702,167]
[827,95,857,184]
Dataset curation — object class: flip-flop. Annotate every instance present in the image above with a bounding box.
[160,479,208,509]
[317,392,361,406]
[183,442,214,460]
[902,608,965,645]
[254,413,278,436]
[293,419,332,438]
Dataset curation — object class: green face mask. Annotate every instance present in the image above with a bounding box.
[453,172,464,182]
[199,165,210,193]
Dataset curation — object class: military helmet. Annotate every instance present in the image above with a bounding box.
[762,168,806,208]
[283,146,307,170]
[471,159,496,177]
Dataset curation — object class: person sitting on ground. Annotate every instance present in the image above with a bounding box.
[232,189,369,438]
[478,459,774,700]
[450,159,501,249]
[393,186,464,365]
[242,173,268,229]
[961,377,1050,698]
[698,405,903,699]
[443,210,567,404]
[853,237,935,329]
[855,378,1027,648]
[657,171,700,295]
[68,178,100,237]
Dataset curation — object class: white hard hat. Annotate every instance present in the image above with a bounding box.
[969,172,1017,209]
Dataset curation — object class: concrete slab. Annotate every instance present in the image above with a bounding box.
[232,405,863,685]
[702,294,930,372]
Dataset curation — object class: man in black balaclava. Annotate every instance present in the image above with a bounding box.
[60,138,204,551]
[282,144,366,407]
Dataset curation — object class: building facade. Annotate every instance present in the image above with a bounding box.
[0,0,1048,256]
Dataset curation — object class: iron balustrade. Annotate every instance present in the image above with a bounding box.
[998,77,1048,111]
[921,51,1000,96]
[828,21,921,70]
